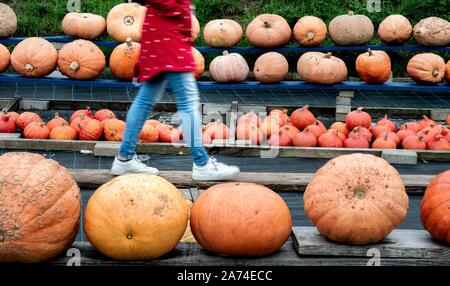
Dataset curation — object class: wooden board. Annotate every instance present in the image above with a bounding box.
[292,227,450,259]
[0,138,97,152]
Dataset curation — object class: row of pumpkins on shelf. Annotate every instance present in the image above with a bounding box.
[2,106,450,151]
[0,151,449,262]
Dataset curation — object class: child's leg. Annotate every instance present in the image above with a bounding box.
[118,76,167,160]
[166,72,209,166]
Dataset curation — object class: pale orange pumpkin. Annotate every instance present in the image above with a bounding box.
[47,113,69,131]
[254,52,288,83]
[94,109,116,122]
[23,122,50,139]
[378,15,412,45]
[139,124,158,143]
[50,123,77,141]
[11,37,58,77]
[304,153,408,245]
[297,52,348,84]
[356,49,391,84]
[407,53,445,84]
[0,44,10,73]
[446,60,450,83]
[236,123,263,145]
[103,119,126,142]
[58,40,106,80]
[413,17,450,47]
[203,19,243,48]
[110,38,141,81]
[16,112,43,130]
[293,16,327,47]
[0,3,17,38]
[62,12,106,40]
[329,11,374,45]
[191,15,200,42]
[106,3,147,43]
[246,14,292,48]
[209,51,249,83]
[84,174,188,260]
[192,47,205,80]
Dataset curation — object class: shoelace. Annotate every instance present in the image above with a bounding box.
[134,155,149,167]
[209,157,226,170]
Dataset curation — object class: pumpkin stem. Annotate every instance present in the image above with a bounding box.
[54,112,60,118]
[418,134,424,141]
[126,37,133,47]
[123,15,135,26]
[432,69,439,77]
[263,21,271,28]
[324,52,332,59]
[367,49,373,56]
[126,233,133,240]
[307,32,315,40]
[348,11,354,16]
[353,187,366,199]
[223,50,229,56]
[24,64,34,72]
[70,61,80,72]
[356,107,364,112]
[0,233,4,242]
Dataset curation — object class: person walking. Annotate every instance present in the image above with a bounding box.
[111,0,240,181]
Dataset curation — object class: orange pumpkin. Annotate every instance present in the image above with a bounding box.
[191,182,291,256]
[290,105,316,130]
[203,122,230,141]
[209,51,249,83]
[236,123,263,145]
[446,60,450,83]
[378,15,412,45]
[192,47,205,80]
[203,19,243,48]
[372,134,397,149]
[0,3,17,38]
[58,40,106,80]
[246,14,292,48]
[254,52,288,83]
[62,12,106,40]
[47,113,68,131]
[293,16,327,47]
[50,123,77,141]
[79,119,103,141]
[407,53,445,84]
[158,124,181,143]
[329,11,374,45]
[70,107,93,123]
[420,170,450,244]
[11,37,58,77]
[345,107,372,129]
[297,52,348,84]
[139,123,159,143]
[329,122,349,136]
[0,44,10,73]
[84,174,188,260]
[103,119,126,142]
[413,17,450,47]
[192,15,200,42]
[0,112,16,133]
[110,38,141,81]
[304,153,408,245]
[106,3,147,43]
[0,152,81,262]
[16,112,42,130]
[94,109,116,122]
[238,111,262,127]
[356,49,391,84]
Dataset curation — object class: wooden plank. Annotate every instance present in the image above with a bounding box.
[1,96,21,112]
[0,133,21,139]
[93,141,191,157]
[292,227,450,259]
[19,100,50,111]
[0,138,96,151]
[430,109,450,121]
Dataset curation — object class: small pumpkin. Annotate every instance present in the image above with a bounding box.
[407,53,445,84]
[203,19,243,48]
[376,130,400,146]
[297,52,348,85]
[290,105,316,130]
[110,38,141,81]
[106,3,147,43]
[0,44,10,73]
[192,15,200,42]
[306,121,326,138]
[345,107,372,129]
[0,112,16,133]
[293,16,327,47]
[400,122,421,133]
[23,122,50,139]
[70,107,93,123]
[328,11,374,45]
[329,122,349,136]
[268,131,292,146]
[209,51,249,83]
[402,134,426,150]
[192,47,205,80]
[70,115,90,135]
[378,15,412,45]
[203,122,230,141]
[376,114,397,132]
[356,49,391,84]
[0,3,17,38]
[254,52,289,84]
[16,112,42,130]
[236,123,263,145]
[58,40,106,80]
[304,154,408,245]
[397,129,416,142]
[446,60,450,83]
[139,124,158,143]
[269,109,289,127]
[50,123,77,141]
[79,119,103,141]
[62,12,106,40]
[426,135,450,150]
[293,128,317,147]
[47,113,69,131]
[317,130,343,148]
[246,14,292,48]
[343,130,369,148]
[11,37,58,77]
[413,17,450,47]
[94,109,116,122]
[259,116,280,138]
[238,111,262,127]
[372,134,397,149]
[104,119,126,142]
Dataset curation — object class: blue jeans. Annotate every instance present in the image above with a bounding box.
[118,72,209,166]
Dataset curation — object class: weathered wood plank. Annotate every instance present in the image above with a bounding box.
[1,96,21,112]
[0,138,97,151]
[292,227,450,259]
[0,133,21,139]
[19,100,50,111]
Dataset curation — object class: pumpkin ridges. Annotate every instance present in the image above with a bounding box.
[203,19,243,48]
[0,44,10,73]
[110,38,141,81]
[407,53,446,84]
[413,17,450,47]
[0,3,17,38]
[356,49,392,84]
[293,16,327,47]
[254,52,289,83]
[378,14,412,44]
[328,11,374,45]
[106,3,147,43]
[246,14,292,48]
[62,12,106,40]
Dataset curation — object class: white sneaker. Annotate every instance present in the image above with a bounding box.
[111,155,160,176]
[192,157,240,181]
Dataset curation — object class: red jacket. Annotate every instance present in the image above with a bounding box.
[137,0,195,82]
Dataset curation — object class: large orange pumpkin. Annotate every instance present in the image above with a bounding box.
[190,182,292,256]
[0,152,80,262]
[420,170,450,244]
[107,3,147,43]
[407,53,445,84]
[104,118,126,141]
[0,3,17,38]
[246,14,292,48]
[58,40,106,80]
[254,52,288,83]
[413,17,450,47]
[11,37,58,77]
[304,153,408,245]
[192,47,205,80]
[293,16,327,47]
[62,12,106,40]
[355,49,391,84]
[209,51,249,83]
[191,15,200,42]
[0,43,10,73]
[378,15,412,45]
[110,38,141,81]
[329,11,374,45]
[445,60,450,83]
[203,19,243,48]
[297,52,348,84]
[84,174,188,260]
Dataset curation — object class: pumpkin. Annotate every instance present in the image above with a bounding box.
[11,37,58,77]
[58,40,106,80]
[370,125,390,138]
[418,124,442,143]
[246,14,292,48]
[203,19,243,48]
[0,112,16,133]
[441,127,450,142]
[297,52,348,84]
[70,114,90,135]
[104,119,126,142]
[192,15,200,42]
[304,154,408,245]
[110,38,140,81]
[413,17,450,47]
[329,122,349,136]
[372,134,397,149]
[317,130,343,148]
[158,124,181,143]
[62,12,106,40]
[402,134,426,150]
[293,128,317,147]
[107,3,147,43]
[191,182,291,256]
[376,130,400,146]
[47,113,68,131]
[139,124,158,143]
[259,116,280,138]
[355,49,391,84]
[0,3,17,38]
[145,119,161,128]
[293,16,327,47]
[269,109,289,126]
[407,53,445,84]
[236,123,263,145]
[237,111,262,127]
[4,111,18,124]
[0,44,10,73]
[268,131,292,146]
[254,52,289,83]
[426,135,450,150]
[70,107,93,123]
[400,122,421,133]
[376,114,397,132]
[345,107,372,129]
[418,115,437,131]
[306,121,326,138]
[420,170,450,244]
[209,51,249,83]
[192,47,205,80]
[79,119,103,141]
[50,123,77,141]
[16,112,42,130]
[0,152,80,262]
[203,122,230,141]
[23,122,50,140]
[397,129,416,142]
[328,11,374,45]
[84,174,188,260]
[378,15,412,44]
[344,130,369,148]
[279,124,300,140]
[350,126,372,143]
[446,60,450,83]
[290,105,316,130]
[94,109,116,122]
